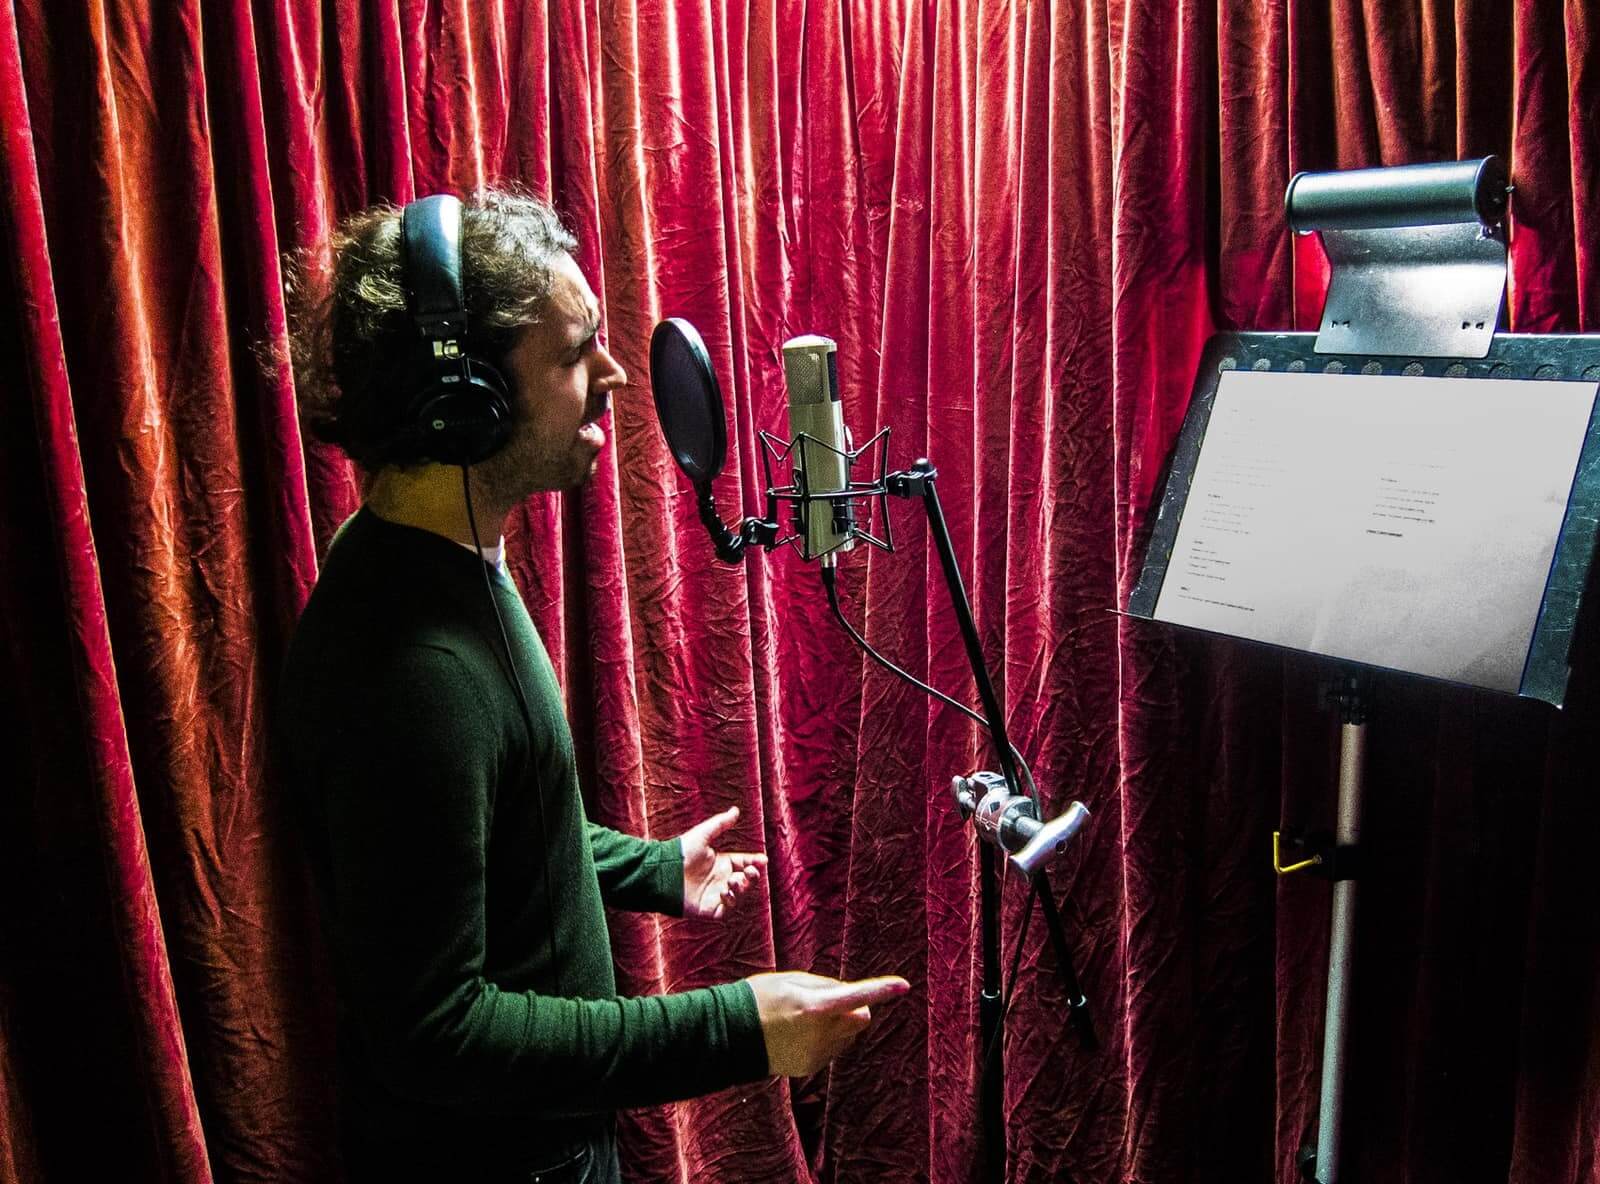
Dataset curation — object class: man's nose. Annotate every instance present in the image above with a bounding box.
[597,343,627,390]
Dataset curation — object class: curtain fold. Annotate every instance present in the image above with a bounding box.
[4,2,1600,1182]
[0,3,213,1179]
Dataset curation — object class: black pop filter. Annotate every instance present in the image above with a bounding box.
[649,318,727,484]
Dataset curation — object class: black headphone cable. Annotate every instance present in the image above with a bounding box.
[462,465,563,996]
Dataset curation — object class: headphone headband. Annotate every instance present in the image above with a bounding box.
[401,195,469,341]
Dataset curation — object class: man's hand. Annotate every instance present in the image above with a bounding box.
[680,806,768,920]
[746,972,912,1076]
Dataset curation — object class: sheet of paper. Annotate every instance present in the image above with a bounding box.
[1153,368,1597,692]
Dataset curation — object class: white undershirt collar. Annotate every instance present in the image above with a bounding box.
[458,535,506,574]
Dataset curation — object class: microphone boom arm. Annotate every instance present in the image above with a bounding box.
[886,459,1022,794]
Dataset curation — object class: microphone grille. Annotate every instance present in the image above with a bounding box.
[782,336,837,406]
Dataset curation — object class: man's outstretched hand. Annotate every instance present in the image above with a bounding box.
[746,972,912,1076]
[680,806,768,920]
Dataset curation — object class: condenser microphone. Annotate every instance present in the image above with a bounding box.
[782,335,856,559]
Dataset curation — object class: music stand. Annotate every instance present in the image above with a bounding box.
[1128,159,1600,1184]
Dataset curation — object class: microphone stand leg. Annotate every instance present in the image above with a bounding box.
[1034,872,1097,1050]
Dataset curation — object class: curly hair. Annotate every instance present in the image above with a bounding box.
[284,188,578,471]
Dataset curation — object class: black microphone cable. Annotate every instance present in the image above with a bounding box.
[817,562,1040,810]
[463,465,562,994]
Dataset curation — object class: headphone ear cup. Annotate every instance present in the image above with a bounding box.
[468,355,512,409]
[412,361,512,466]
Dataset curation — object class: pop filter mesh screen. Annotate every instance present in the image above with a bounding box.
[649,319,726,484]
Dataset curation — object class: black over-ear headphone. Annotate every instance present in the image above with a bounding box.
[397,194,513,466]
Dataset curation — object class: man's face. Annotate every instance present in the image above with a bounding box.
[482,252,626,499]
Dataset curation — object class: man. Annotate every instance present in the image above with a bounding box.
[278,190,907,1182]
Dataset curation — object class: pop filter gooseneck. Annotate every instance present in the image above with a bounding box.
[648,318,749,562]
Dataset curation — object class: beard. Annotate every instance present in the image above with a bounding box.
[474,422,598,504]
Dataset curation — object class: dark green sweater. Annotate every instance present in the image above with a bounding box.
[278,509,765,1172]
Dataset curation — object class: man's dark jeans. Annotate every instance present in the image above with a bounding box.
[522,1125,620,1184]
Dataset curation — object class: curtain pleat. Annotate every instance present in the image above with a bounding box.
[1,3,213,1180]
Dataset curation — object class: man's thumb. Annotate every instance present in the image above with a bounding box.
[683,806,738,848]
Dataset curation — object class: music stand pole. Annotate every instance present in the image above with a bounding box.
[1313,679,1367,1184]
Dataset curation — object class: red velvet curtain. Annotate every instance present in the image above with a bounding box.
[3,2,1598,1182]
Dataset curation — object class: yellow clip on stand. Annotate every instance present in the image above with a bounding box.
[1273,831,1325,876]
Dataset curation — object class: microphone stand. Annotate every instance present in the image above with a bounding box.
[881,458,1093,1183]
[887,460,1013,1176]
[712,442,1092,1182]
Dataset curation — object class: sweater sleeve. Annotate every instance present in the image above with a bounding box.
[318,645,767,1113]
[587,824,685,915]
